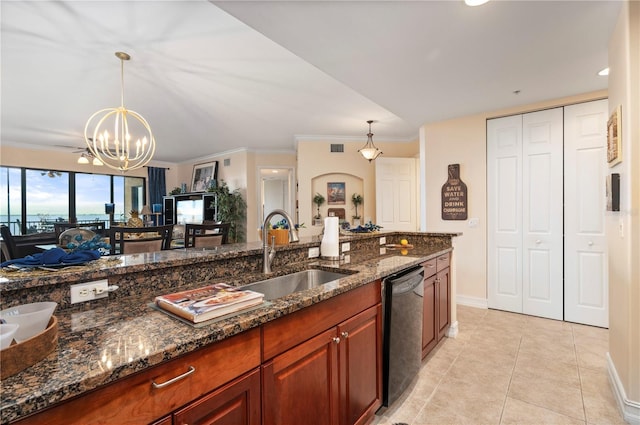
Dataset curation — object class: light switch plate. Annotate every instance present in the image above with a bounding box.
[379,237,386,245]
[341,242,350,252]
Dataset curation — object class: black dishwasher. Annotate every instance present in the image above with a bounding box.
[381,265,425,407]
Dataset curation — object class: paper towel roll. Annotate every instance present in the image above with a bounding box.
[321,216,340,258]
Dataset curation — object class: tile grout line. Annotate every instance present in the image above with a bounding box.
[573,323,589,425]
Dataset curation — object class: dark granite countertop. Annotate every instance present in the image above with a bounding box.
[0,232,456,424]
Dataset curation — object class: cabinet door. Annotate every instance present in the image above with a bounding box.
[422,274,438,357]
[262,328,339,425]
[173,368,260,425]
[437,268,451,339]
[338,304,382,425]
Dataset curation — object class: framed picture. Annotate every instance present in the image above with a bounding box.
[607,105,622,167]
[191,161,218,192]
[327,182,345,205]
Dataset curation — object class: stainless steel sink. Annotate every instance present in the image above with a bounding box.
[239,269,352,300]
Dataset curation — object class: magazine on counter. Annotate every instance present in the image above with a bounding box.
[155,283,264,323]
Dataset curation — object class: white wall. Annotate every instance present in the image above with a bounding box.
[606,0,640,409]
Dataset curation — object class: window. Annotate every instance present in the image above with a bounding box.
[0,167,22,235]
[25,169,69,234]
[76,173,111,225]
[0,167,146,234]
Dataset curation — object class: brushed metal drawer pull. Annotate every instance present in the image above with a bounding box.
[151,366,196,389]
[426,264,435,268]
[341,331,349,339]
[333,337,341,344]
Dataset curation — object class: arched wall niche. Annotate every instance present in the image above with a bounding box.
[311,173,363,226]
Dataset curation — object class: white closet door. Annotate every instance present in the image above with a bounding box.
[487,115,523,313]
[521,108,564,320]
[375,157,416,231]
[564,100,608,327]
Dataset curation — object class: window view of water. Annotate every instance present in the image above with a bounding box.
[0,167,145,235]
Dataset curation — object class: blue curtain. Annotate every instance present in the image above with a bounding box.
[148,167,166,224]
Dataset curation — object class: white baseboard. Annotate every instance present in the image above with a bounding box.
[456,295,488,309]
[446,320,459,338]
[607,352,640,424]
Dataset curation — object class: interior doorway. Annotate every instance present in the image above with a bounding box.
[257,167,295,228]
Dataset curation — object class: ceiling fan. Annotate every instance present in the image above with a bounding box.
[41,170,62,178]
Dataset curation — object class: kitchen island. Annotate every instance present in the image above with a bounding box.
[0,231,457,424]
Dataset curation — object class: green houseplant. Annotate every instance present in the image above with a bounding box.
[351,193,363,226]
[351,193,363,220]
[313,193,325,220]
[207,180,247,243]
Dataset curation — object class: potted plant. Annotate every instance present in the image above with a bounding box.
[207,180,247,243]
[351,193,363,226]
[313,193,325,226]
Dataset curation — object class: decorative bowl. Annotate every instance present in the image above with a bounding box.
[0,302,57,342]
[0,323,19,349]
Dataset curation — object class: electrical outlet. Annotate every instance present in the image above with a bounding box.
[379,237,386,245]
[70,280,109,304]
[308,247,320,258]
[341,242,350,252]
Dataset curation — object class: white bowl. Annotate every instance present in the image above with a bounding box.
[0,302,57,342]
[0,323,20,349]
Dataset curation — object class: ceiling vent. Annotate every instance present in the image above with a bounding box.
[330,144,344,153]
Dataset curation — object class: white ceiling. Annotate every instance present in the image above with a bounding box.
[1,1,621,163]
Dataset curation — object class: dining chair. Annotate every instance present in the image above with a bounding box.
[54,221,107,239]
[109,225,173,255]
[1,225,58,260]
[185,223,230,248]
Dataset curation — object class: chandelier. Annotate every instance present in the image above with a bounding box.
[84,52,155,172]
[358,120,383,162]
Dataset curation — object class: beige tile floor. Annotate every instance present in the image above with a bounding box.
[373,305,626,425]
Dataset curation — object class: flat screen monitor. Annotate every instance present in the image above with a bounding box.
[176,199,203,224]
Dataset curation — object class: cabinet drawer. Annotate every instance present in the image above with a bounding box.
[436,253,450,271]
[422,258,437,277]
[16,328,261,425]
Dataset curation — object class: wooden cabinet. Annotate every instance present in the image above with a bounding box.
[422,253,451,358]
[15,328,261,425]
[262,282,382,425]
[338,305,382,425]
[173,368,260,425]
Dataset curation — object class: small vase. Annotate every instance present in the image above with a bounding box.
[353,218,361,227]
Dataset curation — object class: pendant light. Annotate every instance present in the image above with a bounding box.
[358,120,383,162]
[84,52,155,172]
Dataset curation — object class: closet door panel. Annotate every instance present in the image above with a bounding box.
[487,115,523,313]
[564,100,608,327]
[522,108,564,320]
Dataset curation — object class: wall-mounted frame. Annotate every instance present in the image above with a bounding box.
[327,182,346,205]
[606,173,620,212]
[191,161,218,192]
[607,105,622,167]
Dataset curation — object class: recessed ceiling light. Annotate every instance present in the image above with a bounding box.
[465,0,490,6]
[598,67,609,76]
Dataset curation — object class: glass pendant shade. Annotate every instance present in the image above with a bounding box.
[358,120,382,162]
[84,52,155,172]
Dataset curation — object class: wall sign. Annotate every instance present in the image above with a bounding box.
[442,164,468,220]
